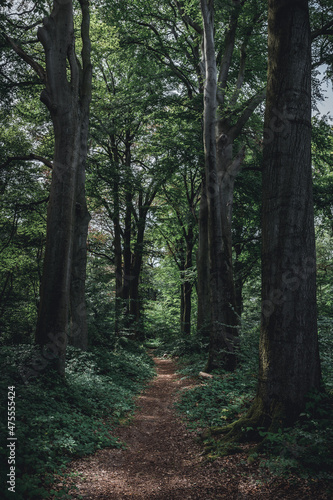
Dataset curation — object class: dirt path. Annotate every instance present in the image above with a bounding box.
[66,357,330,499]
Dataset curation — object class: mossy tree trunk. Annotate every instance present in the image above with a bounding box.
[220,0,321,438]
[257,0,321,426]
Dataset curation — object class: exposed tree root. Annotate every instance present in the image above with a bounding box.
[201,397,292,456]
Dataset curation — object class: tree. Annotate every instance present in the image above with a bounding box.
[4,0,92,373]
[155,164,200,336]
[259,0,321,425]
[224,0,322,435]
[200,0,267,371]
[100,0,268,368]
[87,25,179,338]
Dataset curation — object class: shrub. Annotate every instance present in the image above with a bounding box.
[0,344,155,499]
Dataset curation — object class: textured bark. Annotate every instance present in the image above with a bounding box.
[70,0,92,349]
[35,0,92,372]
[258,0,321,424]
[198,1,265,369]
[201,0,237,372]
[196,176,211,337]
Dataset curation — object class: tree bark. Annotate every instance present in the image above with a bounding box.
[257,0,321,425]
[113,179,123,336]
[196,174,211,337]
[200,0,238,372]
[35,0,92,373]
[69,0,92,350]
[206,0,322,441]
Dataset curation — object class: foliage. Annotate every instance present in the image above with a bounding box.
[318,317,333,395]
[175,321,333,483]
[144,256,184,341]
[258,391,333,481]
[0,344,155,499]
[0,115,49,343]
[175,328,259,430]
[0,0,332,495]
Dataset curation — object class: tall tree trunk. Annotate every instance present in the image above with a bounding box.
[216,128,245,345]
[200,0,237,372]
[196,174,211,337]
[69,0,92,350]
[182,230,194,336]
[110,136,123,335]
[129,205,146,339]
[113,196,123,335]
[258,0,321,425]
[35,0,91,374]
[241,0,321,431]
[69,166,91,350]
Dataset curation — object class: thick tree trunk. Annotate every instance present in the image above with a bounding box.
[201,0,321,443]
[200,0,324,436]
[35,0,92,373]
[69,171,90,350]
[181,280,192,336]
[200,0,237,372]
[257,0,321,425]
[70,3,92,349]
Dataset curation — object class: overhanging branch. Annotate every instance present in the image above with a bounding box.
[0,154,53,171]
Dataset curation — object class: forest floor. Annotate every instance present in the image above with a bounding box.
[63,356,331,499]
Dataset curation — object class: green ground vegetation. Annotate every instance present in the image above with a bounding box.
[0,343,155,499]
[172,318,333,485]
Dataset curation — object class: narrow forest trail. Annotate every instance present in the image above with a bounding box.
[65,357,330,499]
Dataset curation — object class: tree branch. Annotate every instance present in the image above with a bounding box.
[173,0,203,35]
[0,154,53,171]
[311,19,333,40]
[230,89,266,140]
[4,34,46,82]
[217,2,241,105]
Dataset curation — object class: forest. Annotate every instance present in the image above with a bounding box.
[0,0,333,498]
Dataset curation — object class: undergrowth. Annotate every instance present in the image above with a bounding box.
[0,342,155,499]
[173,319,333,484]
